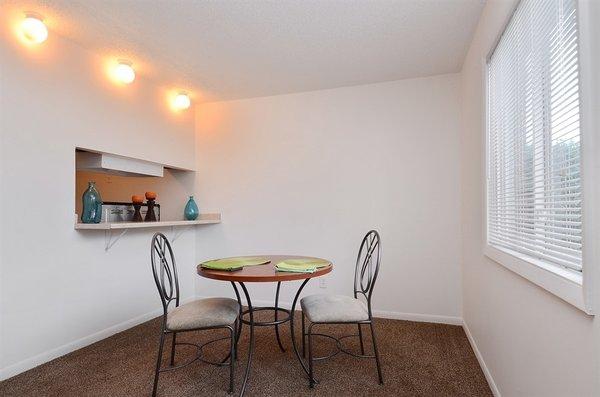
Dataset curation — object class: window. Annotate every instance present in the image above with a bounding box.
[487,0,582,276]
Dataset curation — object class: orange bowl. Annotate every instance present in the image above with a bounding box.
[132,195,144,204]
[145,191,157,200]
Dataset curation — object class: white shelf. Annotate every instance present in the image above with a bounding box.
[75,213,221,230]
[74,213,221,250]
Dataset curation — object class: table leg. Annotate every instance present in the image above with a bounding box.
[274,281,286,352]
[231,282,243,358]
[289,278,318,384]
[238,282,254,397]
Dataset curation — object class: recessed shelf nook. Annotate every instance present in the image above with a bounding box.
[74,148,218,251]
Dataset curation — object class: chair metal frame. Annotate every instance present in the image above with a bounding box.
[150,232,238,396]
[301,230,383,387]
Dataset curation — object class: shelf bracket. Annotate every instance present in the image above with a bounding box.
[171,226,188,243]
[105,229,128,251]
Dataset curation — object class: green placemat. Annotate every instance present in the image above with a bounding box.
[275,258,331,273]
[201,257,270,271]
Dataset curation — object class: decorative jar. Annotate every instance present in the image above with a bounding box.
[81,181,103,223]
[184,196,199,220]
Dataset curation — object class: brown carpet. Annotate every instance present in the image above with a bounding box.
[0,312,491,397]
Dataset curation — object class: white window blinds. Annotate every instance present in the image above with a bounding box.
[487,0,582,272]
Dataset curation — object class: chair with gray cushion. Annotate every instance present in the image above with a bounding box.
[300,230,383,387]
[150,233,239,396]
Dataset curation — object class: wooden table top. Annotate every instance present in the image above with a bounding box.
[197,255,333,282]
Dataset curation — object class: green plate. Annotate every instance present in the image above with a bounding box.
[275,258,330,273]
[201,257,270,271]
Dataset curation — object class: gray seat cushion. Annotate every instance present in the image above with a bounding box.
[166,297,239,331]
[301,294,369,323]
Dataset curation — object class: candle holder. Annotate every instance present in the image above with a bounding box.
[145,200,157,222]
[144,192,157,222]
[132,195,144,222]
[132,203,143,222]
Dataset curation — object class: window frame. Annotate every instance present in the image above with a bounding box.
[482,0,596,314]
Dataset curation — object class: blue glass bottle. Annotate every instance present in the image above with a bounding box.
[81,181,103,223]
[184,196,199,220]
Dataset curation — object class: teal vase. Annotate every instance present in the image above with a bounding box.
[184,196,199,220]
[81,181,103,223]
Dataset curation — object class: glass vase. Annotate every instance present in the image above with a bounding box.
[184,196,199,220]
[81,181,103,223]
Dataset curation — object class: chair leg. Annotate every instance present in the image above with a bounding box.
[308,323,315,388]
[229,326,235,394]
[358,323,365,355]
[169,332,177,366]
[369,321,384,385]
[152,332,166,397]
[301,311,306,358]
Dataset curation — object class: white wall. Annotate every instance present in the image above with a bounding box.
[194,74,463,322]
[460,0,600,395]
[0,14,197,379]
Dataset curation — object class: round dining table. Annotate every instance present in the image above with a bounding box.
[197,255,332,397]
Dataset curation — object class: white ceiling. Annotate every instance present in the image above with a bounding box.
[7,0,484,102]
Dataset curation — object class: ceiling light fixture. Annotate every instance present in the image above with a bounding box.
[173,92,191,110]
[114,60,135,84]
[21,13,48,44]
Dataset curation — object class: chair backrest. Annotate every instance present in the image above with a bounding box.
[353,230,382,310]
[150,233,180,316]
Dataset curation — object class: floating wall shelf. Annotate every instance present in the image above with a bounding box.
[76,150,167,177]
[75,213,221,250]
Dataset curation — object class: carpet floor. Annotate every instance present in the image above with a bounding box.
[0,312,492,396]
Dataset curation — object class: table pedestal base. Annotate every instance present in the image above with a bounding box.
[230,278,317,397]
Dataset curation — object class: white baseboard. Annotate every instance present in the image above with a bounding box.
[372,309,463,325]
[462,320,501,397]
[0,297,193,381]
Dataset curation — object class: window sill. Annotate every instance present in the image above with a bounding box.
[484,245,591,314]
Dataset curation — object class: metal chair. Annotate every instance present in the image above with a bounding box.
[300,230,383,387]
[150,232,239,396]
